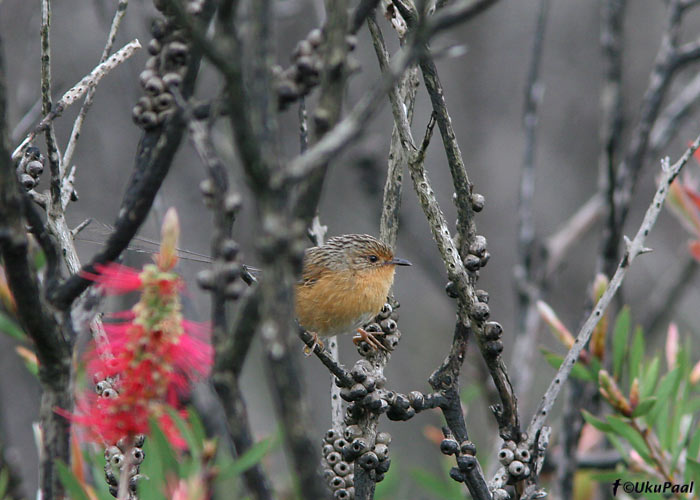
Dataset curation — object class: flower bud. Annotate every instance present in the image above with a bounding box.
[629,377,640,410]
[599,370,632,416]
[157,208,179,271]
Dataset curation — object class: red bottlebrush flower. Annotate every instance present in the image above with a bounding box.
[60,209,212,449]
[81,263,142,294]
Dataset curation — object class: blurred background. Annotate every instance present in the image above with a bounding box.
[1,0,699,497]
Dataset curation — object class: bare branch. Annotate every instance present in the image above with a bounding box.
[62,0,129,170]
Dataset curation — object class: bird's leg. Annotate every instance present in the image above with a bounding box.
[303,332,324,356]
[353,327,387,351]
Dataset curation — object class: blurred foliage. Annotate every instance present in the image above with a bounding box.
[542,298,700,499]
[58,408,279,500]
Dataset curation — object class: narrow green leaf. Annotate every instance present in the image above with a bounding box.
[56,461,91,500]
[411,468,462,499]
[541,349,595,382]
[460,383,481,404]
[629,327,645,383]
[631,397,657,417]
[612,307,630,380]
[187,406,207,445]
[646,367,681,428]
[33,248,46,270]
[21,358,38,377]
[606,415,651,463]
[0,468,9,497]
[375,457,400,500]
[688,424,700,461]
[0,313,25,341]
[640,356,660,399]
[167,408,201,458]
[138,419,179,500]
[219,431,280,478]
[581,410,613,432]
[685,457,700,485]
[149,417,179,475]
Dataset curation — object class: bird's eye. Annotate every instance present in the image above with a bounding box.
[368,255,379,263]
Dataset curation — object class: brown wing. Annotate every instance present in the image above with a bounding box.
[299,246,331,287]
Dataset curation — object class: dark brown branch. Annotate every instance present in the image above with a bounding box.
[0,33,71,500]
[174,89,274,500]
[295,0,352,222]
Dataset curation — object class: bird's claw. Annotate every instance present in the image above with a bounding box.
[303,332,324,357]
[353,328,387,351]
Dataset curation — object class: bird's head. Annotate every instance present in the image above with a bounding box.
[328,234,412,271]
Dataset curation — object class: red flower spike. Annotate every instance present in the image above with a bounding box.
[81,263,143,295]
[60,209,213,450]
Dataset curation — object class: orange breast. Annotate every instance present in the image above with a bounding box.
[295,265,395,336]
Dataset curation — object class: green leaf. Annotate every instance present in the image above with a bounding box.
[688,424,700,461]
[605,415,651,464]
[56,461,91,500]
[33,248,46,270]
[219,431,280,479]
[685,458,700,485]
[0,313,25,341]
[187,406,207,445]
[589,470,631,482]
[581,410,613,432]
[0,468,9,498]
[629,327,645,383]
[167,408,201,458]
[646,367,681,428]
[411,468,462,500]
[631,397,657,417]
[460,383,481,404]
[612,307,630,380]
[375,457,400,500]
[640,356,660,399]
[540,349,595,382]
[138,419,179,500]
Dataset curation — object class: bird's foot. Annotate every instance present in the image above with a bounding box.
[353,328,387,351]
[303,332,324,357]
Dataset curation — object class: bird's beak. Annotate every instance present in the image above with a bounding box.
[390,257,412,266]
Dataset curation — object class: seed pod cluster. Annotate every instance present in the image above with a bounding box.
[321,428,356,499]
[497,440,532,483]
[103,436,146,498]
[355,301,402,356]
[132,1,201,129]
[440,432,479,484]
[274,29,358,110]
[15,146,45,191]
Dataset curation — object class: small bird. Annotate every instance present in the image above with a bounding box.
[295,234,411,353]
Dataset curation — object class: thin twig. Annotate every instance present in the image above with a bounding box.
[13,39,141,161]
[649,70,700,156]
[40,0,62,207]
[62,0,129,170]
[511,0,550,399]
